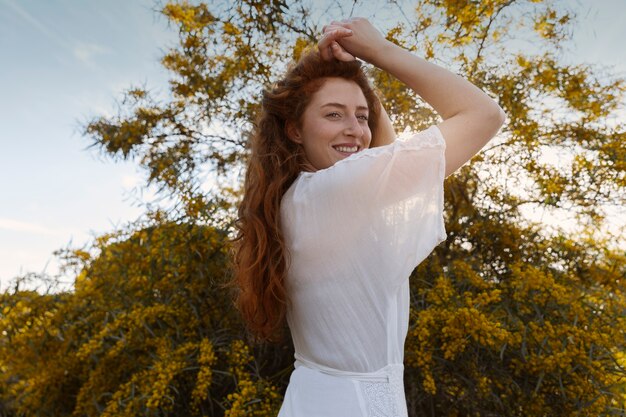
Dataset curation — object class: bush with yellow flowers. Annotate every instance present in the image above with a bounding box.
[404,212,626,416]
[0,207,289,417]
[3,0,626,416]
[2,206,623,417]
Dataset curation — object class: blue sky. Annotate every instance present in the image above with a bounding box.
[0,0,177,292]
[1,0,625,293]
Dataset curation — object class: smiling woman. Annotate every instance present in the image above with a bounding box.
[228,17,505,417]
[227,47,382,344]
[285,77,373,171]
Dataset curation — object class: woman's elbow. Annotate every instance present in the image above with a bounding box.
[465,100,506,129]
[474,103,506,141]
[485,102,507,132]
[495,104,507,126]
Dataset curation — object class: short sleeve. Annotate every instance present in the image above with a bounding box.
[293,125,447,289]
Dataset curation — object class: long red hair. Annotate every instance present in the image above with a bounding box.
[227,48,381,344]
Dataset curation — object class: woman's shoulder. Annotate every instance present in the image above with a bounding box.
[296,124,444,181]
[394,124,446,149]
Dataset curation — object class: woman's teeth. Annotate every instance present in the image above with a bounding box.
[333,145,358,153]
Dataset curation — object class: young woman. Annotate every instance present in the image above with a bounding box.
[230,17,506,417]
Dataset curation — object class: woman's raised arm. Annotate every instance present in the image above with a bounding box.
[319,18,506,178]
[373,100,396,147]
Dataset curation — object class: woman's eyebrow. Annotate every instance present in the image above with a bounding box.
[320,102,369,111]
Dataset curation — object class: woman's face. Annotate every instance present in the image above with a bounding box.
[288,77,372,172]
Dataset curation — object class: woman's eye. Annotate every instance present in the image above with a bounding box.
[325,112,368,121]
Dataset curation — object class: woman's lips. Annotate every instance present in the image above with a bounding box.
[332,145,359,156]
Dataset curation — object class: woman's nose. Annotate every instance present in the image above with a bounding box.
[344,115,364,136]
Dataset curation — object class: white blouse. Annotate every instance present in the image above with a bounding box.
[277,125,447,417]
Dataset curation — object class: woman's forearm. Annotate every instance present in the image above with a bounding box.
[320,18,506,177]
[364,42,503,121]
[373,101,396,147]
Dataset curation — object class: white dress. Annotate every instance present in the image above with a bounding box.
[277,125,448,417]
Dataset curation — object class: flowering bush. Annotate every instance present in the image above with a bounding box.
[405,220,626,415]
[2,0,625,416]
[0,210,287,416]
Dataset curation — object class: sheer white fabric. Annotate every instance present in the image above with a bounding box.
[277,125,447,416]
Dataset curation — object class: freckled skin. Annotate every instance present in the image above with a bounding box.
[290,77,372,171]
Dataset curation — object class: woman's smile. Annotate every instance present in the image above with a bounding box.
[287,77,372,171]
[332,144,360,155]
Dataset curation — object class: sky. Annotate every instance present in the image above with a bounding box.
[1,0,625,294]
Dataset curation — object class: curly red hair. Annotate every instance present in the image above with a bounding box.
[227,48,381,344]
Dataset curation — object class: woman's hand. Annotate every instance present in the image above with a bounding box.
[317,26,355,61]
[319,18,389,64]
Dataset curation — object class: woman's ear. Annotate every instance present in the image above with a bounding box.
[285,121,303,144]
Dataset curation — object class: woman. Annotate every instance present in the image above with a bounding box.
[230,18,505,417]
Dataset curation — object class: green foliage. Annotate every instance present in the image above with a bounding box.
[2,0,625,416]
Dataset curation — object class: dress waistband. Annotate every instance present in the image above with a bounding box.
[294,353,404,383]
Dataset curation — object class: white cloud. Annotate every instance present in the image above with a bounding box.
[72,41,111,68]
[4,0,74,52]
[0,217,67,237]
[4,0,110,69]
[121,173,141,189]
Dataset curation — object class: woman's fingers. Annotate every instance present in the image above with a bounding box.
[319,18,383,62]
[323,22,343,30]
[323,25,347,36]
[318,28,353,61]
[321,17,386,63]
[330,42,355,62]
